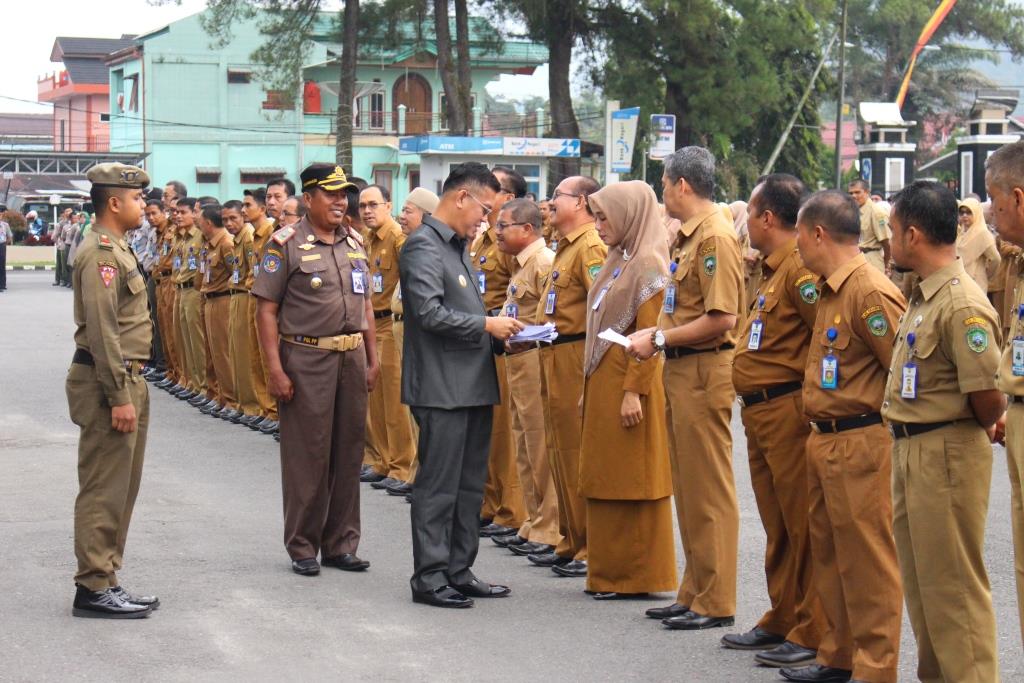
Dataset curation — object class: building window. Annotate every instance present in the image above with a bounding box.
[370,92,384,130]
[439,93,476,130]
[125,75,139,113]
[373,169,394,194]
[240,168,287,185]
[262,90,294,111]
[408,168,420,193]
[227,69,252,84]
[196,168,221,184]
[885,158,905,196]
[512,164,542,198]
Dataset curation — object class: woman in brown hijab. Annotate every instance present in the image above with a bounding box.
[579,180,677,599]
[956,198,1000,293]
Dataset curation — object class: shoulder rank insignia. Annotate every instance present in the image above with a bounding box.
[98,234,113,250]
[271,226,296,245]
[347,228,364,246]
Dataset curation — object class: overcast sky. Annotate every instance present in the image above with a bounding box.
[1,0,549,116]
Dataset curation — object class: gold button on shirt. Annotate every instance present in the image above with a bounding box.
[882,260,1000,424]
[368,217,405,311]
[535,223,607,335]
[503,238,554,325]
[732,239,818,394]
[658,206,744,348]
[803,254,906,420]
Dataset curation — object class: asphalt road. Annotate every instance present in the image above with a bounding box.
[1,270,1022,681]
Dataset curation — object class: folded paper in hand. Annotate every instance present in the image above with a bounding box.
[509,323,559,343]
[598,328,632,348]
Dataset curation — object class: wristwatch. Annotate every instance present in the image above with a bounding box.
[651,329,666,353]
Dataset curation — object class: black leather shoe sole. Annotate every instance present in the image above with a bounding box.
[291,560,320,576]
[412,591,474,608]
[645,603,690,619]
[754,643,817,668]
[663,614,735,630]
[322,556,370,572]
[72,605,151,619]
[720,628,786,650]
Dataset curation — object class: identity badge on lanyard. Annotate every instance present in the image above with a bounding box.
[1013,304,1024,377]
[352,269,365,294]
[174,253,182,271]
[821,326,839,390]
[187,248,197,271]
[506,285,519,319]
[748,295,765,350]
[477,256,487,294]
[592,267,621,311]
[232,267,240,285]
[663,261,677,313]
[901,332,918,399]
[545,272,559,314]
[372,272,384,293]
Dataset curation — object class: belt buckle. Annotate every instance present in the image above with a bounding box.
[737,395,747,408]
[331,336,343,352]
[810,421,821,434]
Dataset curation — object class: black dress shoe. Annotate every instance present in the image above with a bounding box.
[479,517,494,528]
[386,481,413,496]
[199,401,220,414]
[371,476,399,490]
[155,378,174,389]
[239,414,259,427]
[551,559,587,577]
[645,602,690,619]
[779,664,851,682]
[291,558,320,576]
[72,585,151,619]
[509,541,554,556]
[491,533,527,548]
[219,408,242,421]
[209,406,226,418]
[662,610,735,630]
[452,579,511,598]
[412,585,474,608]
[405,493,412,503]
[171,386,191,398]
[480,522,516,537]
[188,394,208,406]
[755,641,817,668]
[110,585,160,610]
[590,591,648,600]
[527,551,572,567]
[721,625,786,650]
[360,469,386,483]
[259,419,279,434]
[322,553,370,571]
[248,417,268,431]
[274,432,280,442]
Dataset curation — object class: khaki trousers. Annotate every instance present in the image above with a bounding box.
[179,287,206,394]
[67,362,149,591]
[741,392,824,648]
[506,348,561,546]
[248,294,277,420]
[229,292,259,414]
[157,280,180,384]
[893,421,998,683]
[392,319,419,481]
[200,296,217,400]
[807,425,901,683]
[540,342,587,561]
[481,353,526,528]
[364,316,415,481]
[203,295,234,407]
[664,351,739,616]
[1009,403,1024,649]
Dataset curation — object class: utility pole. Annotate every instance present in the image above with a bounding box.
[834,0,848,188]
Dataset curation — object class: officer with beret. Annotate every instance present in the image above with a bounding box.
[68,163,159,618]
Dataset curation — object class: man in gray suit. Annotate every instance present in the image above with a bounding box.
[400,163,525,608]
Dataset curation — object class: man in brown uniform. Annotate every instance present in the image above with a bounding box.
[171,198,207,403]
[222,200,260,422]
[848,179,891,275]
[473,167,527,539]
[630,146,742,631]
[68,163,158,618]
[242,188,278,431]
[495,198,560,557]
[253,164,379,576]
[529,175,606,575]
[986,141,1024,649]
[197,205,237,416]
[722,174,824,668]
[780,190,904,683]
[359,184,416,488]
[882,180,1003,683]
[149,202,180,391]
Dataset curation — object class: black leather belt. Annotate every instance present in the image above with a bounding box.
[175,281,195,290]
[72,348,145,374]
[1013,396,1024,404]
[507,342,540,355]
[664,343,734,359]
[203,290,232,299]
[860,247,881,253]
[374,308,393,319]
[889,420,955,440]
[549,332,586,347]
[229,289,247,295]
[392,313,404,322]
[809,412,882,434]
[738,381,802,408]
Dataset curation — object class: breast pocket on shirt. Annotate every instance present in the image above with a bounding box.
[375,249,394,272]
[299,259,328,290]
[127,274,146,295]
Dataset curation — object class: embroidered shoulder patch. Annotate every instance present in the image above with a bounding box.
[703,254,716,276]
[962,316,988,328]
[271,226,295,245]
[860,305,882,319]
[966,325,989,353]
[98,262,117,288]
[97,234,113,250]
[866,312,888,336]
[262,253,282,274]
[798,281,818,304]
[585,260,602,280]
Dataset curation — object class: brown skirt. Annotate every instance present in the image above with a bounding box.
[585,496,677,594]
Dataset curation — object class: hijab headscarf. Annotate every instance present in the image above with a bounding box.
[584,181,670,377]
[957,197,998,290]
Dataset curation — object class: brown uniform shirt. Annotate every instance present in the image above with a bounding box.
[803,253,906,420]
[658,206,744,349]
[154,222,174,281]
[251,218,369,336]
[732,238,818,394]
[883,259,1000,424]
[470,225,514,313]
[367,217,406,312]
[72,225,152,406]
[502,237,554,324]
[233,223,255,291]
[201,229,234,295]
[172,226,202,287]
[251,217,274,279]
[535,223,607,336]
[859,200,891,251]
[997,261,1024,396]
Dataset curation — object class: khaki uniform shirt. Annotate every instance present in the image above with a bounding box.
[233,223,255,291]
[535,223,607,336]
[883,259,1000,424]
[72,225,152,406]
[201,229,234,295]
[367,217,406,312]
[732,238,818,394]
[172,226,202,287]
[152,222,174,282]
[502,237,554,325]
[251,217,274,279]
[658,206,744,349]
[996,265,1024,397]
[803,253,906,420]
[470,225,514,314]
[859,200,891,251]
[251,218,370,336]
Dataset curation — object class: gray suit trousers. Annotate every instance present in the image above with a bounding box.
[409,405,493,593]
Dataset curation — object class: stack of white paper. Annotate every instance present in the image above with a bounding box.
[509,323,559,343]
[598,328,632,348]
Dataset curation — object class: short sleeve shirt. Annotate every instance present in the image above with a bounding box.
[503,238,554,325]
[200,229,234,294]
[470,226,514,313]
[367,218,406,311]
[535,223,607,336]
[859,200,891,250]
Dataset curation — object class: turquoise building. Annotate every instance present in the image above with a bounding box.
[105,10,547,206]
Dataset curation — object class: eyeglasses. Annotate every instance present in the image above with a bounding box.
[464,191,494,216]
[281,210,299,218]
[495,221,533,230]
[358,201,386,211]
[552,190,583,201]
